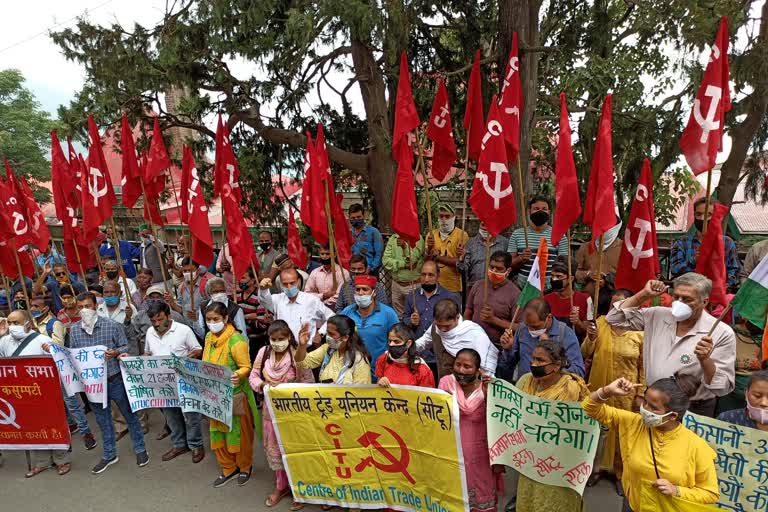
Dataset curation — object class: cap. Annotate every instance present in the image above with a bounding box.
[354,275,377,288]
[437,202,455,215]
[146,284,166,297]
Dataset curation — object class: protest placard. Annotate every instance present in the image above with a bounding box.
[119,356,179,411]
[486,378,600,496]
[49,343,107,407]
[683,412,768,511]
[0,356,71,450]
[172,355,233,428]
[266,383,467,512]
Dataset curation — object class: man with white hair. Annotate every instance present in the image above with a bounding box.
[197,277,247,336]
[606,272,736,417]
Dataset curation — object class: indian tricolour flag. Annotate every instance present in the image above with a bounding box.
[731,254,768,361]
[516,236,549,308]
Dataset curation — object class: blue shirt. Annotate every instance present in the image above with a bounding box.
[99,240,141,278]
[352,224,384,271]
[36,250,66,268]
[402,286,462,363]
[340,301,399,376]
[67,316,129,378]
[716,408,757,428]
[45,277,86,313]
[501,318,585,378]
[670,234,740,288]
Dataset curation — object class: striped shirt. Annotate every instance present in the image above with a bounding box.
[507,226,569,289]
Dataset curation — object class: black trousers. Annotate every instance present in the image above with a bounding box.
[688,397,717,418]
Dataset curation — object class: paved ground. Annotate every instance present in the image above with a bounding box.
[0,411,623,511]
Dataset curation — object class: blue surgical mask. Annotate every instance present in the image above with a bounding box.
[0,290,7,298]
[283,286,299,299]
[355,294,373,308]
[104,296,120,306]
[350,219,365,229]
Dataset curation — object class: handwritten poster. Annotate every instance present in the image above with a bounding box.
[119,356,179,411]
[171,355,234,428]
[266,384,467,512]
[684,412,768,511]
[486,378,600,496]
[49,343,107,407]
[0,356,71,450]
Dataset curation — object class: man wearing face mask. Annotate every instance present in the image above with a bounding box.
[271,254,310,293]
[97,281,136,327]
[132,268,154,310]
[425,203,469,294]
[338,275,399,378]
[457,222,509,291]
[256,231,281,280]
[99,227,140,279]
[606,273,736,417]
[138,225,169,285]
[174,257,216,323]
[463,251,520,349]
[544,260,591,336]
[499,297,585,380]
[670,197,740,289]
[575,215,623,292]
[197,277,247,337]
[382,233,425,316]
[336,254,390,313]
[348,203,384,276]
[305,244,348,310]
[508,196,570,290]
[101,259,138,300]
[127,285,197,357]
[43,263,86,313]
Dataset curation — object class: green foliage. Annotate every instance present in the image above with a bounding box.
[0,69,57,202]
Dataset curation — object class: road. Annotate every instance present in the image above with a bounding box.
[0,411,623,511]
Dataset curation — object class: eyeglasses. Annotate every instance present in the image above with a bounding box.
[54,272,67,277]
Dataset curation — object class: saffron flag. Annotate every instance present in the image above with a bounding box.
[582,95,616,252]
[550,92,581,246]
[392,52,420,160]
[287,209,309,271]
[180,146,214,267]
[679,17,731,175]
[463,50,485,162]
[517,236,549,309]
[469,97,517,237]
[615,159,660,293]
[694,203,729,306]
[426,78,457,182]
[120,114,142,208]
[214,115,242,202]
[498,33,522,161]
[145,117,172,181]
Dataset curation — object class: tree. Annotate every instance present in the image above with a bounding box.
[0,69,56,202]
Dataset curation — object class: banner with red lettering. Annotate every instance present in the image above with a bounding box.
[0,356,70,450]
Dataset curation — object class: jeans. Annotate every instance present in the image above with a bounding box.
[89,377,146,460]
[162,408,203,449]
[63,389,91,436]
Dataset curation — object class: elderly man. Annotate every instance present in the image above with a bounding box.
[138,225,169,285]
[457,221,509,291]
[415,298,498,378]
[97,281,136,328]
[173,258,216,323]
[132,268,154,310]
[101,259,137,298]
[271,253,310,292]
[606,273,736,417]
[304,244,348,310]
[128,284,197,356]
[197,277,247,336]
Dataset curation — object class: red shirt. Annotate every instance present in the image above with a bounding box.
[544,291,589,323]
[374,353,435,388]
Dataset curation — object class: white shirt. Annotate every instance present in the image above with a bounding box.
[97,300,137,324]
[145,320,201,357]
[415,317,499,374]
[0,331,52,357]
[258,288,334,342]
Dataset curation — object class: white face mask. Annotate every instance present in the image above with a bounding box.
[210,293,228,305]
[270,339,290,352]
[529,327,547,338]
[80,308,99,334]
[438,217,455,235]
[326,336,342,350]
[9,325,28,340]
[639,404,675,428]
[183,272,195,283]
[354,293,373,308]
[670,301,693,322]
[207,321,225,334]
[478,227,489,240]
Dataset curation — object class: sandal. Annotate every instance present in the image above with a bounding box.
[290,501,304,511]
[265,488,290,507]
[321,506,334,511]
[25,466,48,478]
[56,463,71,476]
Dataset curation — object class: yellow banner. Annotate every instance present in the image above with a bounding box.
[640,481,720,511]
[265,384,468,512]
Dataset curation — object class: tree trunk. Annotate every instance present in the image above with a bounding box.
[498,0,541,224]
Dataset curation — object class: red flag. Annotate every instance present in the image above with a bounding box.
[551,92,581,246]
[214,116,242,202]
[299,131,328,244]
[615,159,661,293]
[469,97,517,236]
[426,79,457,182]
[120,114,143,208]
[145,117,172,181]
[219,135,256,278]
[0,242,35,279]
[330,192,353,268]
[582,95,617,252]
[287,208,309,270]
[1,160,36,248]
[463,50,485,162]
[392,52,420,160]
[695,203,729,305]
[18,177,50,250]
[391,141,420,247]
[82,115,117,236]
[181,146,214,266]
[679,17,731,175]
[498,33,523,161]
[50,131,78,219]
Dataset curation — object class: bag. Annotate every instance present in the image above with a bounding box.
[232,392,247,416]
[11,332,40,357]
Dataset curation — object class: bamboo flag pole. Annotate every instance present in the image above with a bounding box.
[707,303,733,337]
[323,180,339,291]
[109,217,135,309]
[460,126,471,233]
[702,168,713,234]
[11,239,37,329]
[516,154,530,249]
[70,241,90,293]
[593,234,605,319]
[92,241,104,275]
[482,235,491,304]
[415,132,434,234]
[566,229,574,311]
[139,180,171,293]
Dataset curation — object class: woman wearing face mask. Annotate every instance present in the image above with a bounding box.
[438,348,500,512]
[376,323,435,388]
[294,315,371,385]
[515,340,590,512]
[582,288,644,491]
[718,366,768,432]
[249,320,314,510]
[202,302,260,488]
[582,376,719,511]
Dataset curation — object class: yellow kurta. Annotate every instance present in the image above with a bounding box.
[430,228,468,293]
[297,344,371,384]
[581,316,644,474]
[581,397,719,511]
[515,372,590,512]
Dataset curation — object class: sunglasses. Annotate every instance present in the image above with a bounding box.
[54,272,68,277]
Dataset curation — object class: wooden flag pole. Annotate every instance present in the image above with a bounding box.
[109,217,135,309]
[460,126,471,233]
[70,241,90,293]
[323,180,339,291]
[139,180,171,293]
[482,235,491,304]
[593,234,605,320]
[707,303,733,337]
[408,245,417,307]
[415,131,434,234]
[516,154,530,249]
[27,248,42,281]
[702,168,713,234]
[566,229,574,310]
[92,241,104,275]
[0,268,11,304]
[11,239,37,329]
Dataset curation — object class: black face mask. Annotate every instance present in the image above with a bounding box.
[453,372,477,385]
[106,271,119,280]
[421,283,437,293]
[550,279,565,291]
[238,282,251,291]
[13,300,27,311]
[530,363,555,378]
[694,219,705,232]
[388,344,409,359]
[259,243,272,251]
[320,257,332,265]
[530,210,550,227]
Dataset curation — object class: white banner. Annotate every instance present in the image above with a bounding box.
[50,343,108,407]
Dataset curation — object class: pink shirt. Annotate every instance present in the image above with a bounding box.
[304,265,349,310]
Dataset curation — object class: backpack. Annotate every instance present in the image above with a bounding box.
[46,317,70,347]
